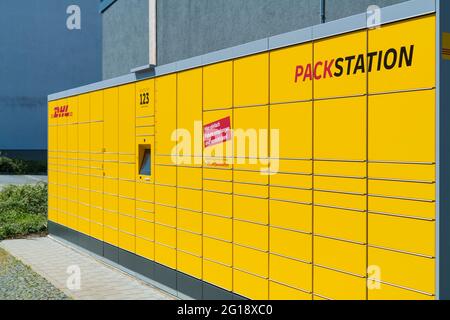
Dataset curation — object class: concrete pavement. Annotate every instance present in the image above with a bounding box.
[0,237,175,300]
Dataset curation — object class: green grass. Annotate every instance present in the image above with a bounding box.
[0,156,47,175]
[0,183,48,240]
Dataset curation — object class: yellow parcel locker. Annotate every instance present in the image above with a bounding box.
[203,61,233,110]
[177,68,203,160]
[118,84,136,157]
[234,53,269,107]
[314,96,366,161]
[136,79,155,117]
[270,43,313,103]
[314,31,367,99]
[104,87,119,156]
[155,74,177,156]
[270,102,312,160]
[369,90,435,163]
[368,15,436,93]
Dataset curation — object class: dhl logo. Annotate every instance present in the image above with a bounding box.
[52,105,73,118]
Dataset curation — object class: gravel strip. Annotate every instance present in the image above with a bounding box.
[0,247,70,300]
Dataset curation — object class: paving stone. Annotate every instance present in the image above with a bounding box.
[0,237,175,300]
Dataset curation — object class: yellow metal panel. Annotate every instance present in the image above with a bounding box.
[104,210,118,229]
[155,185,176,207]
[368,16,436,93]
[369,90,435,163]
[234,53,269,107]
[104,178,118,196]
[136,237,155,261]
[314,161,366,177]
[368,247,435,294]
[269,282,312,300]
[104,226,118,246]
[314,267,366,300]
[178,69,203,158]
[118,197,135,217]
[233,170,268,185]
[204,180,232,194]
[136,208,154,223]
[136,79,155,117]
[177,251,202,279]
[270,187,312,204]
[368,196,435,220]
[315,191,366,211]
[155,224,176,248]
[269,255,312,292]
[314,31,367,99]
[177,230,202,256]
[203,61,233,110]
[155,244,176,269]
[119,231,135,253]
[177,167,202,189]
[270,102,312,159]
[136,182,154,202]
[155,74,177,156]
[270,201,312,233]
[155,204,176,227]
[90,122,103,154]
[90,193,103,213]
[234,183,268,199]
[233,106,269,160]
[119,214,135,235]
[270,44,313,103]
[368,163,435,182]
[234,221,268,252]
[118,180,135,201]
[203,214,232,242]
[78,122,90,154]
[90,202,103,224]
[203,237,232,266]
[368,282,434,301]
[369,213,435,257]
[271,174,312,191]
[119,163,135,181]
[203,191,232,218]
[118,84,136,155]
[314,206,366,243]
[315,176,366,194]
[78,217,90,235]
[233,196,268,225]
[90,222,103,241]
[104,87,119,154]
[314,96,366,161]
[136,219,154,241]
[90,90,104,122]
[314,237,366,276]
[203,260,232,291]
[104,162,118,179]
[234,245,268,278]
[90,175,103,193]
[369,180,435,202]
[78,94,90,124]
[177,209,202,234]
[203,168,232,181]
[270,227,312,262]
[155,165,176,186]
[177,188,202,213]
[233,269,269,300]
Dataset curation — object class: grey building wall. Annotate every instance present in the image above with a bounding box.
[102,0,149,79]
[0,0,101,160]
[102,0,410,76]
[157,0,409,65]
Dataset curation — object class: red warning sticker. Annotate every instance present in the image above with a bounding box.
[204,117,231,148]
